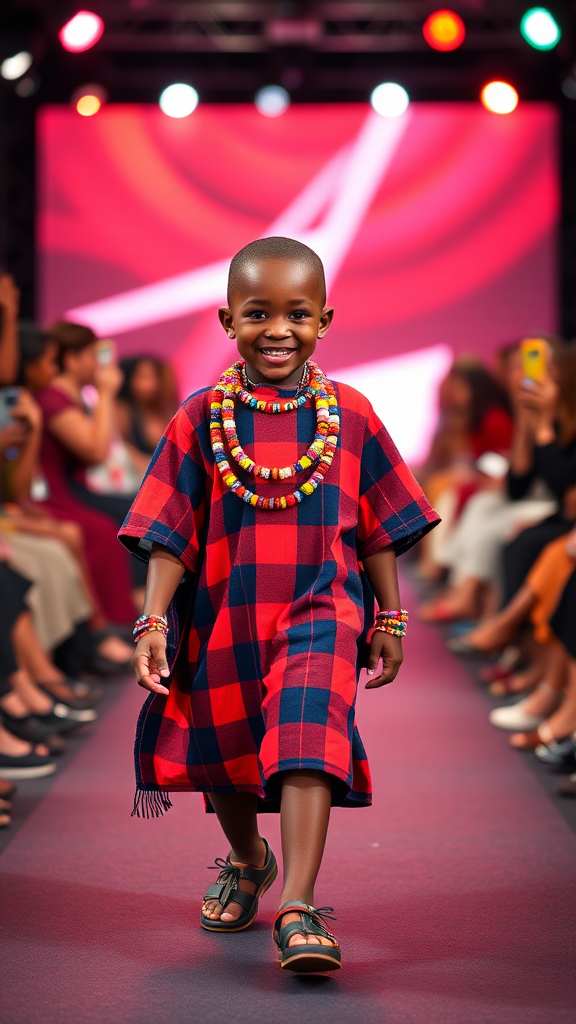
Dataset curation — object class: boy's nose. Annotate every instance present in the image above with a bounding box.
[264,320,291,339]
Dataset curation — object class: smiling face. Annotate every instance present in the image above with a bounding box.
[218,257,333,385]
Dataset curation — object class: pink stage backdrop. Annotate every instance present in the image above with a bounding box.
[37,102,558,462]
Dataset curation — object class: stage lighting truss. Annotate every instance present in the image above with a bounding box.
[77,2,547,54]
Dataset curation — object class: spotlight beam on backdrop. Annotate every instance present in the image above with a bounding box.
[65,108,410,338]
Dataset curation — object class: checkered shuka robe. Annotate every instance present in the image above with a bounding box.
[119,380,440,817]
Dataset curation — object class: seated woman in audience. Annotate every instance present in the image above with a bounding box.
[28,322,137,627]
[548,571,576,797]
[116,355,178,478]
[419,342,563,623]
[43,322,148,598]
[5,327,133,672]
[418,358,513,580]
[0,545,57,784]
[448,345,576,658]
[481,524,576,749]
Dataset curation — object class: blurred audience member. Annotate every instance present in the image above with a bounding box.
[418,343,573,623]
[0,274,20,385]
[117,356,178,477]
[502,343,576,604]
[418,358,513,579]
[29,321,137,625]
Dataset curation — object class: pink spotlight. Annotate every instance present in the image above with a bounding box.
[59,11,104,53]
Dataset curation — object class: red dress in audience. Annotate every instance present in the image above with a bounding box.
[35,384,136,624]
[470,406,513,459]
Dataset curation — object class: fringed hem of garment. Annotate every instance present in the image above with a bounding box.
[131,788,174,818]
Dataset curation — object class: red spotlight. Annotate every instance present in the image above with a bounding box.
[59,11,104,53]
[423,9,466,51]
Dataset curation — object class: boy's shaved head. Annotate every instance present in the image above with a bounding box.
[227,236,326,306]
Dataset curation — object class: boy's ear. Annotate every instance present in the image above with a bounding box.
[318,306,334,339]
[218,307,235,338]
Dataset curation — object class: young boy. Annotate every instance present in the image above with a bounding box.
[120,237,439,973]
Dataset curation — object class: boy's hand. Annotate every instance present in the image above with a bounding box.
[365,631,403,688]
[133,633,171,695]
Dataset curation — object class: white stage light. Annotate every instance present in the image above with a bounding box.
[481,81,519,115]
[59,11,104,53]
[159,84,199,118]
[255,85,290,117]
[370,83,409,118]
[1,51,33,81]
[331,345,453,465]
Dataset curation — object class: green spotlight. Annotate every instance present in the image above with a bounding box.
[520,7,561,50]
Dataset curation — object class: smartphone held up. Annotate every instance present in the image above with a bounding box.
[520,338,549,384]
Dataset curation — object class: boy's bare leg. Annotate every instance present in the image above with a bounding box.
[279,769,335,947]
[201,792,267,923]
[202,770,335,945]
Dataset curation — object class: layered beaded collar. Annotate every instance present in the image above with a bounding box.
[209,360,340,509]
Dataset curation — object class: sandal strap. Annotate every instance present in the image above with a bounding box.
[204,839,272,909]
[204,882,227,902]
[273,901,336,929]
[224,888,255,913]
[273,902,338,950]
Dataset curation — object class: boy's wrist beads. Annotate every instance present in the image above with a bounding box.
[209,360,341,510]
[373,609,408,638]
[133,614,169,643]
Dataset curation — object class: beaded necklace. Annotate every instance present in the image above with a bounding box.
[210,360,340,509]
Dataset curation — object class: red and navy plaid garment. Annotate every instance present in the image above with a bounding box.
[119,380,439,816]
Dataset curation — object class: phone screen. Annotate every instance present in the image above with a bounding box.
[520,338,548,383]
[0,386,21,428]
[96,340,116,367]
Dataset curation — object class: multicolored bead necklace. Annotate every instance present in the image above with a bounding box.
[210,360,340,509]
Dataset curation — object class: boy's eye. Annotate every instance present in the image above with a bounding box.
[289,310,310,320]
[246,310,268,320]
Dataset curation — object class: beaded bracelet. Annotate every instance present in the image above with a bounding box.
[133,614,169,643]
[373,608,409,638]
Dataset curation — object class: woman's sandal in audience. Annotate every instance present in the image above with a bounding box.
[535,735,576,769]
[489,683,562,732]
[0,796,11,828]
[0,725,56,780]
[509,723,570,751]
[0,706,65,753]
[36,677,101,711]
[557,771,576,797]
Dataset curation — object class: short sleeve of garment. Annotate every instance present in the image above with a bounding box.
[36,385,76,420]
[357,402,440,559]
[118,398,208,573]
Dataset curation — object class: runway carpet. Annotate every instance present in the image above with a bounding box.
[2,583,576,1024]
